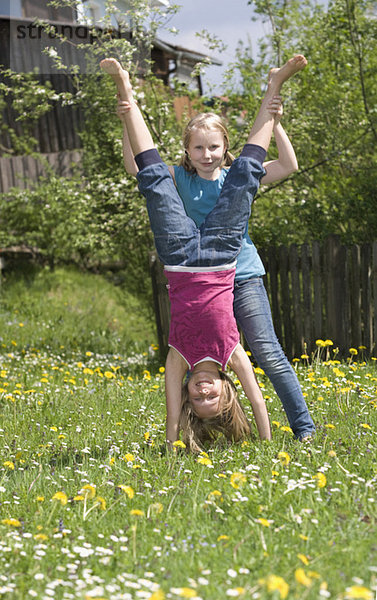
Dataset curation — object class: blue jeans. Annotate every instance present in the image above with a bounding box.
[233,276,315,439]
[137,157,264,267]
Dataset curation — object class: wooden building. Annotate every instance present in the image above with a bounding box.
[0,0,221,159]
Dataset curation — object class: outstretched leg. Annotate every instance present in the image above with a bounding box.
[100,58,198,266]
[246,54,307,150]
[100,58,154,157]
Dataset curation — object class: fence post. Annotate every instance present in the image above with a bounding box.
[324,235,347,352]
[373,242,377,356]
[349,244,362,348]
[289,243,302,357]
[312,240,322,344]
[278,244,293,359]
[361,243,372,351]
[149,253,170,360]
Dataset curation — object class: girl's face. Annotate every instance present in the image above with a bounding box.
[187,128,226,180]
[187,368,223,418]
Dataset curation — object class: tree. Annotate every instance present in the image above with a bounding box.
[223,0,377,246]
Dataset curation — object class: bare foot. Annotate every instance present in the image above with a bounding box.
[100,58,132,100]
[268,54,307,92]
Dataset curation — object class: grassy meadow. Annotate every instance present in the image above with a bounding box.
[0,267,376,600]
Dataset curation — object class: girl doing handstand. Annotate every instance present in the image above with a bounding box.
[100,56,306,451]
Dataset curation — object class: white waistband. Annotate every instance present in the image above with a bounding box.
[164,261,236,273]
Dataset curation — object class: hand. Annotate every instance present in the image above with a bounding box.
[116,96,132,120]
[267,95,283,125]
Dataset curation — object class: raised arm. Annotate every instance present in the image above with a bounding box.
[229,344,271,440]
[121,121,139,176]
[117,98,175,180]
[261,100,298,184]
[165,347,189,446]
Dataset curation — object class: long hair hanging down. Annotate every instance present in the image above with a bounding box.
[180,371,252,453]
[179,112,235,175]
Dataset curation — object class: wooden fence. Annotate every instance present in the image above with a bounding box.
[0,150,82,193]
[150,235,377,361]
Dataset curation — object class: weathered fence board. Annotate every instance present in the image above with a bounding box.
[150,235,377,361]
[0,150,82,192]
[373,242,377,356]
[312,240,322,341]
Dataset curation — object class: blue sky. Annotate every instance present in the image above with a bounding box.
[158,0,271,93]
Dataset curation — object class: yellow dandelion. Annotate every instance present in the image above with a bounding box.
[254,367,265,376]
[170,588,196,598]
[34,533,48,541]
[280,426,293,434]
[173,440,186,449]
[313,472,327,488]
[36,496,45,502]
[73,495,85,502]
[118,485,134,499]
[52,491,68,506]
[3,461,15,470]
[2,518,22,527]
[360,423,371,430]
[316,339,326,347]
[277,451,291,466]
[217,534,230,541]
[230,472,247,489]
[197,456,212,466]
[324,339,333,346]
[295,568,312,587]
[299,534,308,541]
[208,490,223,501]
[123,453,135,462]
[328,450,337,458]
[272,421,281,428]
[158,367,165,374]
[130,509,144,517]
[95,496,106,510]
[259,574,289,599]
[349,348,358,355]
[148,502,164,517]
[297,553,309,565]
[104,371,116,379]
[345,585,373,599]
[79,484,96,499]
[308,571,321,579]
[150,590,165,600]
[257,518,271,528]
[325,423,336,429]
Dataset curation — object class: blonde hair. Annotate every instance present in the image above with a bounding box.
[180,112,235,174]
[179,371,252,453]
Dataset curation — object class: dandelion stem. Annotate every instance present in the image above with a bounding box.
[132,523,137,562]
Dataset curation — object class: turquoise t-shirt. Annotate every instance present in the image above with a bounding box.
[173,165,265,280]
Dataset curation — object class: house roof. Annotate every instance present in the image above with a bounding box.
[153,37,222,66]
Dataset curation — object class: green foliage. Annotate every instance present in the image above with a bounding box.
[237,0,377,246]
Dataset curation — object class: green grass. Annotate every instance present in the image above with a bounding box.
[0,269,376,600]
[0,265,156,358]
